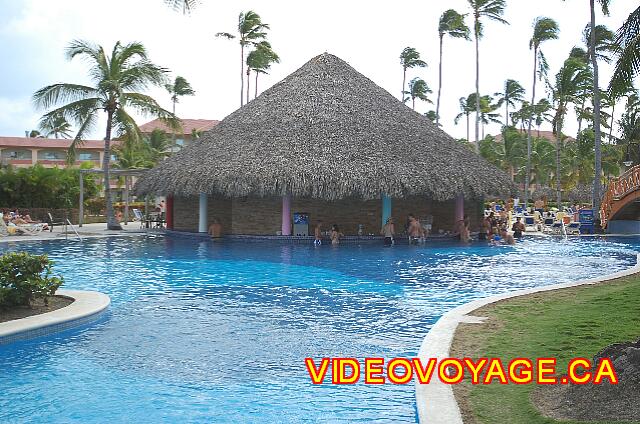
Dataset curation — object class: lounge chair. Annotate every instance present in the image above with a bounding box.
[132,208,145,229]
[524,216,537,232]
[542,218,555,233]
[566,222,581,235]
[550,222,564,235]
[0,214,37,236]
[48,212,66,233]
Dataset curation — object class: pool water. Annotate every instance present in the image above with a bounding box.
[0,235,638,423]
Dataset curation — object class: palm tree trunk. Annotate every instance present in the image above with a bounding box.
[555,116,563,208]
[402,68,406,102]
[525,47,538,209]
[436,35,444,125]
[172,99,176,115]
[466,113,470,142]
[412,97,416,110]
[474,20,481,152]
[608,102,615,143]
[255,72,259,98]
[103,109,120,230]
[590,0,603,214]
[246,68,251,104]
[240,44,245,107]
[577,98,586,135]
[505,99,509,127]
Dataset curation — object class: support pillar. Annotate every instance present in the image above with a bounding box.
[281,195,291,236]
[382,194,392,227]
[166,196,174,230]
[79,172,84,227]
[198,193,208,233]
[124,175,129,225]
[455,194,464,222]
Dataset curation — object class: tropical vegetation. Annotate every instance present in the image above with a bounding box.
[32,40,177,229]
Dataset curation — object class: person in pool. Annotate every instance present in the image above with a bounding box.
[511,217,525,239]
[314,220,323,246]
[380,217,395,246]
[407,214,425,244]
[500,227,516,245]
[330,224,344,245]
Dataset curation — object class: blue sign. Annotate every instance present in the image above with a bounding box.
[578,209,594,234]
[293,213,309,225]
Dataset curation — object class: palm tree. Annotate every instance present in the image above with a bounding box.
[246,40,280,100]
[33,40,177,230]
[550,56,591,206]
[587,0,611,215]
[399,47,427,102]
[525,17,559,206]
[27,130,44,138]
[405,78,433,110]
[478,95,502,139]
[437,9,470,125]
[164,0,198,13]
[468,0,508,151]
[39,114,73,139]
[609,6,640,95]
[165,76,195,115]
[533,98,553,137]
[216,11,270,107]
[455,94,477,141]
[494,79,525,127]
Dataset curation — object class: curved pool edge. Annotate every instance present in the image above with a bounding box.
[415,252,640,424]
[0,289,110,345]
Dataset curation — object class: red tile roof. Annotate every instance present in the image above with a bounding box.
[0,136,106,149]
[139,118,220,135]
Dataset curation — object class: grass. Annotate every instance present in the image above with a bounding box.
[450,273,640,424]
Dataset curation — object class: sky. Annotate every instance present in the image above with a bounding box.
[0,0,637,141]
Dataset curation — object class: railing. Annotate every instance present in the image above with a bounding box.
[600,164,640,228]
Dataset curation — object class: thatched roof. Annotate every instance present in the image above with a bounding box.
[135,53,515,200]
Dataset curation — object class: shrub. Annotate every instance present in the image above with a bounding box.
[0,252,64,308]
[0,165,98,209]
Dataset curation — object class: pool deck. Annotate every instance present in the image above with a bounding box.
[0,289,110,345]
[0,222,157,243]
[415,253,640,424]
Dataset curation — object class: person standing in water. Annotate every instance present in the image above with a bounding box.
[380,217,395,246]
[330,224,344,245]
[314,220,323,246]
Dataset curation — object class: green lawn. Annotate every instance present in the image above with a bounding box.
[450,273,640,424]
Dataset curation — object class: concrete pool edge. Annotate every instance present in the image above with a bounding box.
[0,289,110,345]
[415,253,640,424]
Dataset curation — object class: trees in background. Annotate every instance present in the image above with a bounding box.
[0,165,98,209]
[399,47,427,103]
[32,40,177,230]
[406,78,433,110]
[524,17,559,206]
[437,9,470,125]
[165,76,195,115]
[468,0,508,151]
[246,40,280,99]
[216,11,270,107]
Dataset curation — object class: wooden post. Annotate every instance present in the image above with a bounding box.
[79,172,84,227]
[124,175,129,225]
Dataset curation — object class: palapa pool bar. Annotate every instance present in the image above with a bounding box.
[135,53,513,237]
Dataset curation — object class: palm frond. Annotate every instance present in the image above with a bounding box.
[32,84,99,110]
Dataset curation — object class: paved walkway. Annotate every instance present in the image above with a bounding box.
[0,222,158,243]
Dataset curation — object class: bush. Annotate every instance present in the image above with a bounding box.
[0,165,99,209]
[0,252,64,308]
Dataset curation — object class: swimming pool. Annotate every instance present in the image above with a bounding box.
[0,235,637,423]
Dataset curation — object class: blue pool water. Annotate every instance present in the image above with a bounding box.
[0,235,638,423]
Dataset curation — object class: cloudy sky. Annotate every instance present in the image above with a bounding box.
[0,0,636,141]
